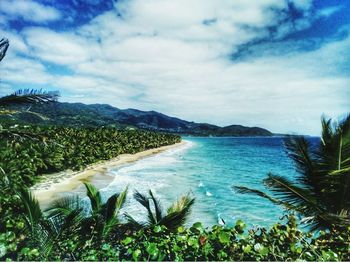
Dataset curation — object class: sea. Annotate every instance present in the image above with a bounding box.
[79,136,311,229]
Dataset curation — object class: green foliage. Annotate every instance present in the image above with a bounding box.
[0,119,349,261]
[0,124,180,260]
[235,115,350,230]
[2,185,350,261]
[126,190,195,231]
[78,215,349,261]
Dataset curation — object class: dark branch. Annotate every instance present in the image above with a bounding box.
[0,38,9,62]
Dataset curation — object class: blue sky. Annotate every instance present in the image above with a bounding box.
[0,0,349,135]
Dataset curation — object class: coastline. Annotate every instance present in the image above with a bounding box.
[31,141,187,203]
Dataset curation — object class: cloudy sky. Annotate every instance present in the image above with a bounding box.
[0,0,349,135]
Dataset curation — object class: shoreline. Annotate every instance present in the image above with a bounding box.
[31,141,187,203]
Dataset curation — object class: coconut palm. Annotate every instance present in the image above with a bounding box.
[17,183,128,259]
[17,188,83,260]
[126,190,194,231]
[234,115,350,231]
[83,182,128,238]
[46,183,128,241]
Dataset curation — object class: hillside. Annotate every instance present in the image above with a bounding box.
[1,102,273,136]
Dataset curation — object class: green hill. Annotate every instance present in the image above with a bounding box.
[1,102,273,136]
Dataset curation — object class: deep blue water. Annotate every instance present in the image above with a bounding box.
[96,136,317,228]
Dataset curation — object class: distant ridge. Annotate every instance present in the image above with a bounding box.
[2,102,273,136]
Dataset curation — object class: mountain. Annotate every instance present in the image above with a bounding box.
[1,102,273,136]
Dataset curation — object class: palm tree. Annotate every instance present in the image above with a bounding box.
[126,190,195,231]
[234,115,350,231]
[17,183,128,259]
[83,182,128,239]
[17,188,83,260]
[46,183,128,241]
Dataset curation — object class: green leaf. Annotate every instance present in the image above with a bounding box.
[153,225,162,233]
[132,249,141,261]
[122,237,133,245]
[146,243,159,257]
[259,247,269,256]
[192,222,203,229]
[187,237,199,247]
[235,219,246,233]
[219,231,230,244]
[243,245,251,253]
[177,226,185,233]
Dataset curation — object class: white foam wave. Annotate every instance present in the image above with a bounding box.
[93,140,196,221]
[206,191,213,197]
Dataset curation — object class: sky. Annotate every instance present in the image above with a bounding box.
[0,0,349,135]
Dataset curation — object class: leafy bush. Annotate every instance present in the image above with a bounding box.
[12,214,349,261]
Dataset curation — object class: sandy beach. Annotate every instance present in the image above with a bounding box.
[31,141,186,203]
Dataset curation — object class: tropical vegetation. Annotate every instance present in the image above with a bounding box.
[234,115,350,231]
[1,38,349,261]
[3,187,350,261]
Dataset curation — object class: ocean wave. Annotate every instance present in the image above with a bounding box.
[206,191,213,197]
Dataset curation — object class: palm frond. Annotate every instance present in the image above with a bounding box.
[104,193,119,222]
[116,187,128,212]
[133,190,156,225]
[319,115,350,213]
[43,207,84,259]
[337,114,350,139]
[0,89,59,106]
[0,38,9,62]
[233,115,350,231]
[18,188,44,231]
[233,186,287,206]
[167,194,195,214]
[284,136,318,189]
[128,191,194,231]
[321,116,334,146]
[318,115,350,172]
[158,194,194,231]
[45,195,82,219]
[84,182,102,213]
[149,190,163,222]
[44,195,84,238]
[264,174,322,215]
[124,213,145,230]
[17,188,53,256]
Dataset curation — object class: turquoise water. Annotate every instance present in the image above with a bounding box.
[98,137,303,228]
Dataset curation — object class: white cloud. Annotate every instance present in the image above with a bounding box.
[1,0,349,135]
[0,29,28,54]
[318,5,343,18]
[1,53,53,84]
[23,27,99,65]
[0,0,61,23]
[291,0,312,10]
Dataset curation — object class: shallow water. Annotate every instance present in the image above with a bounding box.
[62,136,318,228]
